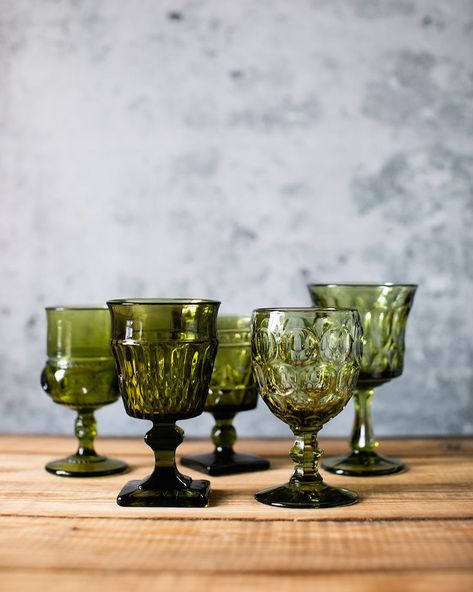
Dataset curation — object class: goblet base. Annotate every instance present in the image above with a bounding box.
[45,455,128,478]
[322,450,405,476]
[181,451,270,476]
[255,480,358,509]
[117,476,211,507]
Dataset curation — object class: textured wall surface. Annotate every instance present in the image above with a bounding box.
[1,0,472,439]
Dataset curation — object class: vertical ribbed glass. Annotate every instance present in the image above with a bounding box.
[251,307,363,508]
[308,284,417,476]
[41,306,128,477]
[108,298,220,507]
[181,316,270,476]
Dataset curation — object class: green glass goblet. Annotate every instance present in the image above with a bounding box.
[252,307,363,508]
[41,306,128,477]
[181,315,270,476]
[308,284,417,476]
[108,298,220,507]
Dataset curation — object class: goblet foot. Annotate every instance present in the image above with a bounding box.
[181,451,270,476]
[255,480,358,509]
[45,454,128,477]
[322,450,405,476]
[117,474,210,507]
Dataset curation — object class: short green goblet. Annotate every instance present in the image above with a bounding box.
[108,298,220,507]
[41,306,128,477]
[308,284,417,476]
[252,307,363,508]
[181,315,270,476]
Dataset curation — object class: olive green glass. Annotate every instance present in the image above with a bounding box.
[308,284,417,476]
[108,298,220,507]
[252,307,363,508]
[41,306,128,477]
[181,316,270,476]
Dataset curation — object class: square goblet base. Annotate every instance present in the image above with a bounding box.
[117,475,211,507]
[255,480,358,509]
[181,451,270,476]
[322,450,405,476]
[45,455,128,478]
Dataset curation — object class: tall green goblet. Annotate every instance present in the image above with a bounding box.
[181,315,270,476]
[252,307,363,508]
[108,298,220,507]
[308,284,417,476]
[41,306,128,477]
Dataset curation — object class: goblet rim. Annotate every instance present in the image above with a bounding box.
[217,314,251,329]
[307,282,418,289]
[252,306,359,313]
[107,298,220,306]
[45,305,108,311]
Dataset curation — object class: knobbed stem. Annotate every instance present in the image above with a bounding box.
[211,414,237,457]
[290,428,323,483]
[144,423,190,488]
[75,410,98,457]
[350,388,378,453]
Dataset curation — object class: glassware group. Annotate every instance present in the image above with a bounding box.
[41,283,416,508]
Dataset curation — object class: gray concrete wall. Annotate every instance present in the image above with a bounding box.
[1,0,472,439]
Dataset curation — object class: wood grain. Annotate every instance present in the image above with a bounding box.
[0,436,472,591]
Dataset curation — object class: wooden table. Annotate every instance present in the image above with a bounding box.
[0,436,472,591]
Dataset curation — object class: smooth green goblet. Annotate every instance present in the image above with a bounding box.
[181,315,270,476]
[308,284,417,476]
[41,306,128,477]
[252,307,363,509]
[108,298,220,507]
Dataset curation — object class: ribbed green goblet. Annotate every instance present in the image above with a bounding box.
[181,315,270,476]
[108,298,220,507]
[308,284,417,476]
[41,306,128,477]
[252,307,363,508]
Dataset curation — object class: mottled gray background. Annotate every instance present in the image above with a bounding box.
[1,0,472,440]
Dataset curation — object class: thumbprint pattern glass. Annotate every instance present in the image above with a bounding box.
[108,298,220,507]
[251,307,363,508]
[181,315,270,476]
[41,306,128,477]
[308,284,417,476]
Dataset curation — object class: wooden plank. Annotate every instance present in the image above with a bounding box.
[1,434,472,457]
[1,516,472,573]
[0,437,472,592]
[0,438,472,520]
[1,570,473,592]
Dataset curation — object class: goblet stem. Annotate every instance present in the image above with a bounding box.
[144,422,190,488]
[350,388,378,453]
[255,427,357,508]
[211,413,237,458]
[75,410,98,457]
[290,428,323,483]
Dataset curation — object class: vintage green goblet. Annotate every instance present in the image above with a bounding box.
[181,315,270,476]
[108,298,220,507]
[41,306,128,477]
[252,307,363,508]
[308,284,417,476]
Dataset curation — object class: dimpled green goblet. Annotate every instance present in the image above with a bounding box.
[308,284,417,476]
[108,299,220,507]
[181,316,270,476]
[252,307,363,509]
[41,306,128,477]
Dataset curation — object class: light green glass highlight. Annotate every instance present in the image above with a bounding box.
[181,315,270,475]
[108,298,220,507]
[41,306,128,477]
[308,284,417,476]
[252,307,363,508]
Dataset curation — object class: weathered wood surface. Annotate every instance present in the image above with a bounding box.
[0,436,472,591]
